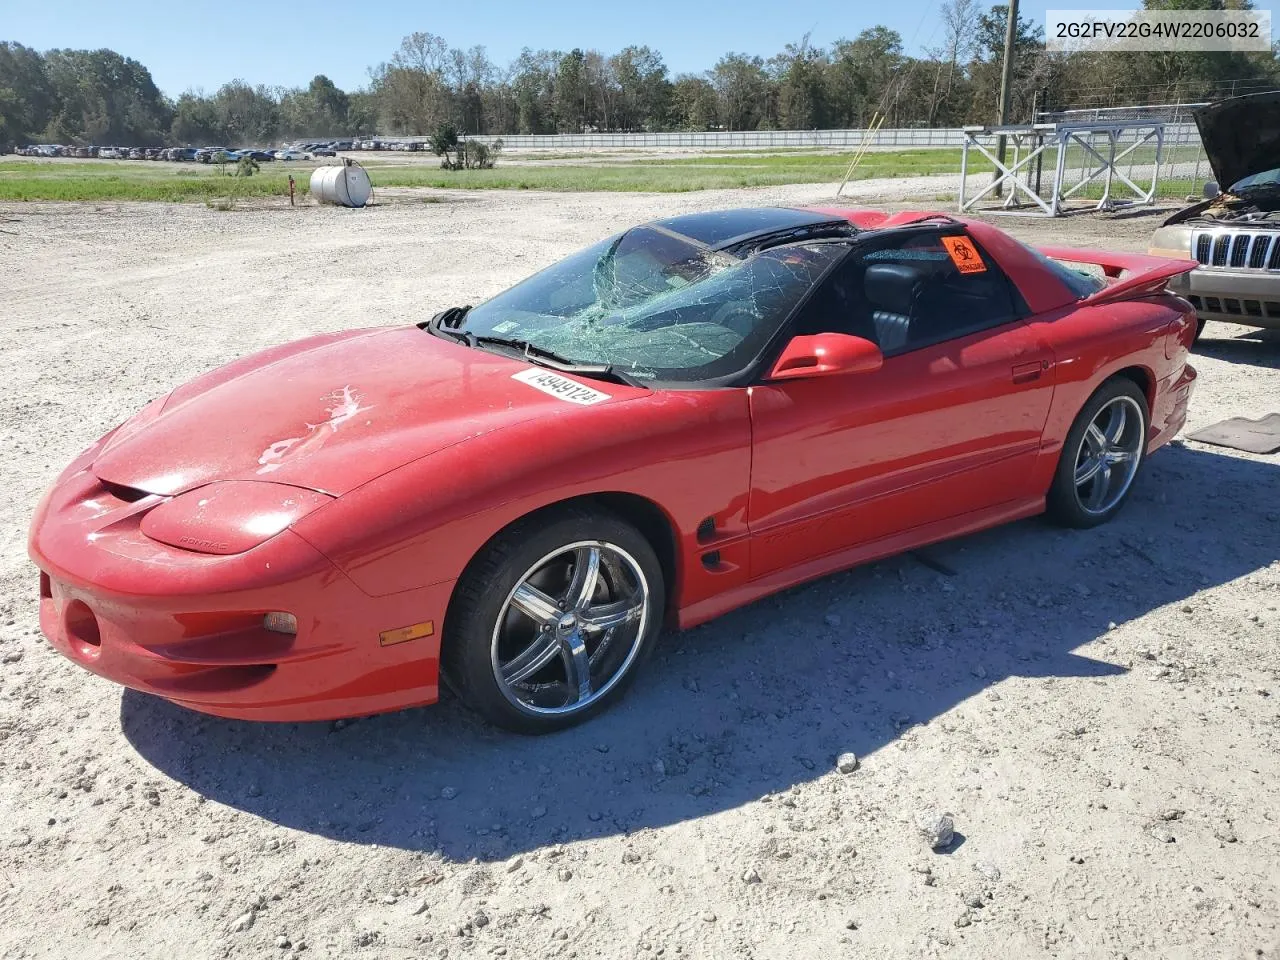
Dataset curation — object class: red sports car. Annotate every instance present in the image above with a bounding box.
[29,207,1199,733]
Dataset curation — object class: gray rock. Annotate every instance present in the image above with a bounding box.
[275,935,290,949]
[440,786,458,800]
[1212,819,1238,843]
[954,912,972,928]
[701,911,717,923]
[824,614,842,628]
[836,752,859,774]
[973,860,1001,882]
[916,811,955,850]
[227,911,255,934]
[1149,825,1176,843]
[742,866,762,884]
[1157,807,1185,821]
[557,868,573,881]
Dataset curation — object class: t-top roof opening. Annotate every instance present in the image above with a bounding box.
[651,208,844,249]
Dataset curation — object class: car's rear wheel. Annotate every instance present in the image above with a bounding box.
[443,505,664,733]
[1047,378,1149,528]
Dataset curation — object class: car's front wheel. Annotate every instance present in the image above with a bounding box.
[443,505,664,733]
[1047,377,1149,528]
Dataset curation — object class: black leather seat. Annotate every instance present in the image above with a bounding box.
[863,263,922,352]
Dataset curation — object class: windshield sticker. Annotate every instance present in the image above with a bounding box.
[941,236,987,274]
[512,368,612,405]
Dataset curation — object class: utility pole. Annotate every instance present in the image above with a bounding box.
[994,0,1020,198]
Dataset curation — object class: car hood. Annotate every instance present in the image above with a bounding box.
[1195,91,1280,191]
[92,326,645,497]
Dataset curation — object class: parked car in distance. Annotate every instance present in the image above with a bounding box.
[311,145,337,157]
[28,207,1200,732]
[274,149,312,161]
[127,148,145,160]
[1148,91,1280,339]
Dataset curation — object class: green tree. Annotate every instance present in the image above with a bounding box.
[0,42,55,146]
[42,48,170,145]
[710,53,769,130]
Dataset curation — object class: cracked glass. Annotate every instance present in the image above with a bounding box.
[461,227,847,382]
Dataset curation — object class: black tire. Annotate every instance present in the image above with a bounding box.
[1193,318,1206,344]
[1046,377,1149,529]
[442,504,665,734]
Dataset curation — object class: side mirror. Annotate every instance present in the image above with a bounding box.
[767,333,884,381]
[1203,181,1220,199]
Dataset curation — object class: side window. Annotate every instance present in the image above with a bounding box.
[793,231,1021,354]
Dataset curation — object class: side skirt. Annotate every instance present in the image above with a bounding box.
[676,496,1045,630]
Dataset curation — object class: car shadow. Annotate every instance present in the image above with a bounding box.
[121,443,1280,861]
[1196,327,1280,369]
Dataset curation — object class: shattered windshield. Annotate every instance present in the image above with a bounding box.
[459,226,846,382]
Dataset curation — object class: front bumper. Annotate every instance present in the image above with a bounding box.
[1149,363,1197,453]
[1168,268,1280,328]
[29,464,453,722]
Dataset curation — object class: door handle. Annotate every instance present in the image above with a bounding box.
[1011,360,1043,384]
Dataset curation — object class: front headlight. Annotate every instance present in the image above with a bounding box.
[1148,225,1193,261]
[139,481,334,555]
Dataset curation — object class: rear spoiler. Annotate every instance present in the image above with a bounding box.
[1037,245,1198,306]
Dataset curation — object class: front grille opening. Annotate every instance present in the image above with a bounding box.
[1195,235,1211,264]
[1265,301,1280,318]
[1205,297,1222,312]
[100,480,148,503]
[1224,298,1243,315]
[1229,237,1249,268]
[39,572,51,599]
[1188,295,1203,309]
[1245,300,1264,317]
[1250,240,1271,269]
[1212,238,1229,266]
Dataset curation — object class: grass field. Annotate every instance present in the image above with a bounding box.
[0,146,1205,202]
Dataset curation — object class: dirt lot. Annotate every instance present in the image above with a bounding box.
[1,181,1278,960]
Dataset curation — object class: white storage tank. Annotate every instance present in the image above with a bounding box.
[309,162,372,208]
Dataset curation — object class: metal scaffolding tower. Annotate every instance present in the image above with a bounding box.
[958,121,1166,217]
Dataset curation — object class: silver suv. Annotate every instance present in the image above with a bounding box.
[1148,92,1280,339]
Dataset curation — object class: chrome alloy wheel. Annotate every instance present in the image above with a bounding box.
[1072,395,1145,517]
[491,541,650,716]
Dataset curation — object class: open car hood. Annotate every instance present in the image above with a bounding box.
[92,326,643,497]
[1195,91,1280,191]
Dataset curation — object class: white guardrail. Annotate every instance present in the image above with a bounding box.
[409,123,1203,151]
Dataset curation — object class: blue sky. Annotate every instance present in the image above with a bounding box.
[4,0,1274,96]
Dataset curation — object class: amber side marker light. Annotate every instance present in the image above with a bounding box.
[263,612,298,635]
[379,620,434,647]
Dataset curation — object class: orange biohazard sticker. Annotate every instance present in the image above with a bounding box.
[941,235,987,274]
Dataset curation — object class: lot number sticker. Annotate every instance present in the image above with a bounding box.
[941,236,988,274]
[512,367,612,405]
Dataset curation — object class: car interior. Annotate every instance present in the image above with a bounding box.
[795,232,1021,354]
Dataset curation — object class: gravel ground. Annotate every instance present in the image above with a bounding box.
[1,180,1278,960]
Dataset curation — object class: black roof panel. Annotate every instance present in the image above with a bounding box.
[652,207,839,249]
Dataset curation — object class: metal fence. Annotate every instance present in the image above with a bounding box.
[372,121,1207,156]
[448,128,977,150]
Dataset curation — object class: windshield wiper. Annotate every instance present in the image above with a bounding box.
[472,335,645,388]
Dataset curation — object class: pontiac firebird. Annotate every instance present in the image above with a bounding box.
[29,207,1199,733]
